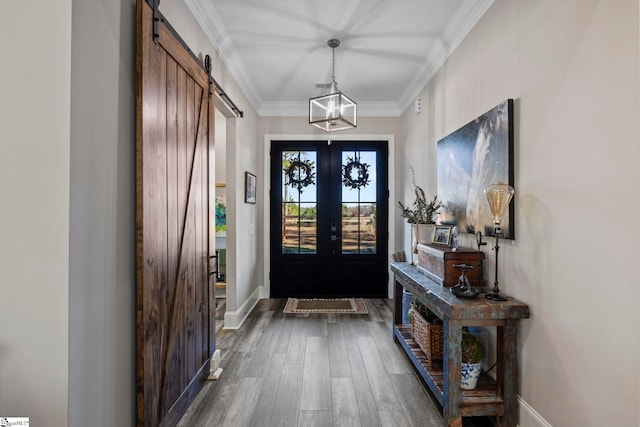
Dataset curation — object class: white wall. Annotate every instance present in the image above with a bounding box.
[215,112,227,182]
[399,1,640,426]
[0,1,72,425]
[69,0,136,425]
[230,111,261,317]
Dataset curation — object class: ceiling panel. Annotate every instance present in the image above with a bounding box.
[185,0,494,116]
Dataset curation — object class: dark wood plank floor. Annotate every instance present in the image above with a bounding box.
[178,299,495,427]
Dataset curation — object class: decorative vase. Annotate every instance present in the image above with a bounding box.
[416,224,435,245]
[461,362,482,390]
[410,224,419,255]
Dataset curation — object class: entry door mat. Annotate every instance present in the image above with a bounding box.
[283,298,368,314]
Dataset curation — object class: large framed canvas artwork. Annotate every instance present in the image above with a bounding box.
[437,99,515,239]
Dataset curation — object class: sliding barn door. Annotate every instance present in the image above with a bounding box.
[136,1,215,426]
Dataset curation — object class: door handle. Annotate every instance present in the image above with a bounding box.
[331,222,340,241]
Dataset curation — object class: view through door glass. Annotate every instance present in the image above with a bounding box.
[270,141,388,298]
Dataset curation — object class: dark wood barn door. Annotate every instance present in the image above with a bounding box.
[136,1,215,426]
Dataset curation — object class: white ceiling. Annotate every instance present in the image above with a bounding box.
[185,0,493,117]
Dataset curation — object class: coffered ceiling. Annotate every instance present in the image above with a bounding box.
[185,0,493,116]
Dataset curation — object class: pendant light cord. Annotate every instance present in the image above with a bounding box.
[331,47,336,83]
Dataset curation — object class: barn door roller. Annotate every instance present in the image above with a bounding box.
[205,54,244,118]
[146,0,244,118]
[205,55,213,99]
[151,0,162,43]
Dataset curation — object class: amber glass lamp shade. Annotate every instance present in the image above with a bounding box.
[485,181,514,226]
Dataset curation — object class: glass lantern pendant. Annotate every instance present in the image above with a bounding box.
[309,39,357,132]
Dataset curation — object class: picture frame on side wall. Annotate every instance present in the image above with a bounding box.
[245,172,256,204]
[215,183,227,237]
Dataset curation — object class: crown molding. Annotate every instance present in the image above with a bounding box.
[398,0,494,114]
[259,101,402,118]
[185,0,262,111]
[186,0,493,118]
[356,101,404,117]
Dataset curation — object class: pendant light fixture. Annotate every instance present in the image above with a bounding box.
[309,39,357,132]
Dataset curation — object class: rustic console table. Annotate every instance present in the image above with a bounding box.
[390,262,529,427]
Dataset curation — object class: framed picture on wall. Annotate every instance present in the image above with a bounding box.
[245,172,256,204]
[437,99,515,239]
[215,183,227,237]
[432,225,453,245]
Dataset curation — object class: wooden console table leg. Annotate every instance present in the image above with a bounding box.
[393,280,403,342]
[393,280,403,322]
[498,319,519,427]
[443,319,463,427]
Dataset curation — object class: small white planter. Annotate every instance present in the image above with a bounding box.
[461,362,482,390]
[416,223,435,245]
[410,224,419,255]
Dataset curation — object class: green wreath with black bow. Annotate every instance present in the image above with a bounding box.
[286,158,315,191]
[342,156,371,190]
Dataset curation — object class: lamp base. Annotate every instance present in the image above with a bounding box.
[485,292,508,301]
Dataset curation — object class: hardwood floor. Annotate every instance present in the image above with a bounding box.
[215,297,226,334]
[178,299,495,427]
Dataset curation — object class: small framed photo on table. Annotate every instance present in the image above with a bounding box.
[245,171,256,204]
[432,225,453,245]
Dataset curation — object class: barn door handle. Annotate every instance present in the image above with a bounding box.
[331,235,342,241]
[209,251,220,279]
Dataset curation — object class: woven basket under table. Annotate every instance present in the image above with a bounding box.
[411,308,444,367]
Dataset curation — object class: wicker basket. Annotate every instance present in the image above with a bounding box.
[411,307,444,367]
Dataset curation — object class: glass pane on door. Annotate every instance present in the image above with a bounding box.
[281,150,317,254]
[341,150,377,254]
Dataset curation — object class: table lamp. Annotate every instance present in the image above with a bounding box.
[484,181,514,301]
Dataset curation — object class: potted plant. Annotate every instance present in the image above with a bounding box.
[460,327,484,390]
[398,166,442,250]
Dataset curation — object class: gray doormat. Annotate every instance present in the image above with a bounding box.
[283,298,368,314]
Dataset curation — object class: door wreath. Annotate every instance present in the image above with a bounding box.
[342,156,371,190]
[286,159,315,191]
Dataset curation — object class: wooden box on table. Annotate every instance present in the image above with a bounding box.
[416,243,485,287]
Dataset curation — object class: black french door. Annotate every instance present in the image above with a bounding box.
[270,140,388,298]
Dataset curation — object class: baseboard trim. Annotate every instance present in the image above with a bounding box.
[223,287,261,329]
[518,396,552,427]
[479,362,549,426]
[258,284,268,299]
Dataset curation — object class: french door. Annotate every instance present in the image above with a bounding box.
[270,140,388,298]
